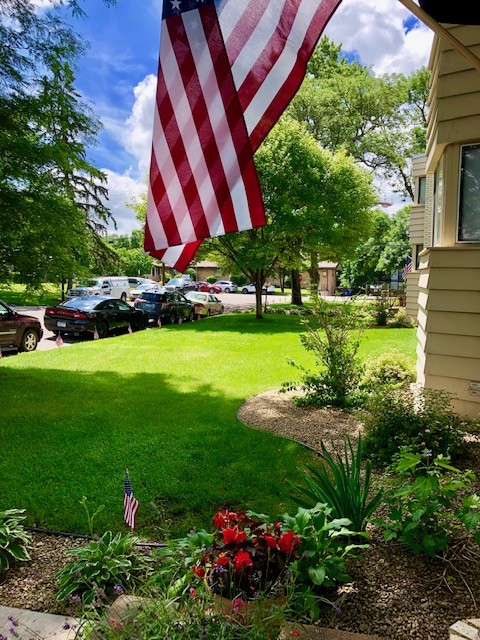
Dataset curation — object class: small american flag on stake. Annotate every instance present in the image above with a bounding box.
[123,469,139,530]
[55,333,64,347]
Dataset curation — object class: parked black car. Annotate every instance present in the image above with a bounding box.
[44,296,149,338]
[165,277,198,293]
[0,299,43,353]
[134,289,195,324]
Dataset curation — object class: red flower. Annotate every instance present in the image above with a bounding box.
[278,531,301,554]
[213,510,228,528]
[217,553,230,566]
[234,550,253,571]
[222,528,236,544]
[264,535,277,548]
[235,531,247,544]
[193,565,205,578]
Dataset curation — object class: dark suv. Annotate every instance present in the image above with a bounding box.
[165,278,198,293]
[134,289,195,324]
[0,299,43,353]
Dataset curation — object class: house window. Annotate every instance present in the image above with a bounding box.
[414,244,424,269]
[433,166,443,246]
[418,177,426,204]
[458,143,480,242]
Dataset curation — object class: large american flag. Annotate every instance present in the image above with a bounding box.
[145,0,343,269]
[123,470,139,530]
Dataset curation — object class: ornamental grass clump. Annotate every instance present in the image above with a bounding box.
[291,436,383,531]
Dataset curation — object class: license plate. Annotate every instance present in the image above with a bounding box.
[57,320,67,328]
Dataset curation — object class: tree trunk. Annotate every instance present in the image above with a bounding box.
[67,277,73,290]
[280,267,286,293]
[61,276,65,302]
[309,251,319,303]
[291,269,302,305]
[255,270,264,319]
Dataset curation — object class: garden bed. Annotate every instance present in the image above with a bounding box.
[0,389,479,640]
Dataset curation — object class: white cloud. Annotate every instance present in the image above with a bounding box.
[100,76,157,235]
[122,74,157,176]
[103,170,145,236]
[325,0,433,75]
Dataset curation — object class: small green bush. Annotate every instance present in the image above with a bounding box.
[388,308,414,328]
[206,275,217,284]
[361,351,416,392]
[284,504,369,621]
[377,451,480,556]
[56,531,149,606]
[291,436,383,531]
[281,301,368,409]
[371,289,393,326]
[0,509,31,574]
[363,386,468,465]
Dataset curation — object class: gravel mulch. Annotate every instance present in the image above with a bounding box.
[0,389,479,640]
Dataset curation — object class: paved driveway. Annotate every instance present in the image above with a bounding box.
[11,291,292,351]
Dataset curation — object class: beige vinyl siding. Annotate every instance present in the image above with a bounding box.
[409,206,425,244]
[416,247,480,417]
[405,272,420,322]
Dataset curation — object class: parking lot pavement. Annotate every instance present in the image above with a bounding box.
[10,292,292,352]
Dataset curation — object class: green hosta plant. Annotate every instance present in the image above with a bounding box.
[56,531,149,606]
[292,436,383,531]
[0,509,31,574]
[378,451,480,556]
[283,504,369,621]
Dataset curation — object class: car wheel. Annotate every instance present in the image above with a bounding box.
[209,287,215,293]
[96,321,109,339]
[242,288,248,294]
[19,329,38,352]
[224,287,231,293]
[220,306,224,314]
[206,308,212,317]
[188,311,195,322]
[120,292,127,301]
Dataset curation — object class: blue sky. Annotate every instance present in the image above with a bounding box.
[50,0,433,235]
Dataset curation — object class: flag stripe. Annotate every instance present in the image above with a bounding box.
[147,3,265,251]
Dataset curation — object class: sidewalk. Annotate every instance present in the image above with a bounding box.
[0,605,79,639]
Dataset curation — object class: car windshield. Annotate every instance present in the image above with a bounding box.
[187,293,205,301]
[76,279,100,288]
[167,279,183,286]
[60,297,102,311]
[141,293,166,302]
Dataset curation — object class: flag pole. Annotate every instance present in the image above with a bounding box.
[398,0,480,74]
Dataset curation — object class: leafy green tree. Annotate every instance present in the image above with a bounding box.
[289,37,430,199]
[0,1,117,287]
[339,206,410,291]
[206,117,376,317]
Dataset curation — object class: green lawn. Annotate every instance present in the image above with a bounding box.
[0,314,416,537]
[0,283,62,307]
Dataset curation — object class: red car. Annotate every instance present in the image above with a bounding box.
[0,299,43,353]
[197,281,222,294]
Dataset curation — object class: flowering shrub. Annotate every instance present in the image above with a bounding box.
[192,510,300,601]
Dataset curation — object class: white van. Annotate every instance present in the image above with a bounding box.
[67,277,130,300]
